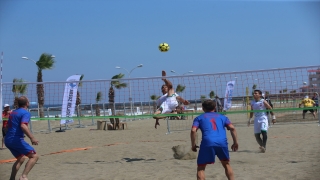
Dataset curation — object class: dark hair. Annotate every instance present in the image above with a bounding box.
[202,99,216,111]
[18,96,29,107]
[254,89,262,95]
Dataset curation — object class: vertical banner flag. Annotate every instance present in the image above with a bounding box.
[60,75,81,125]
[223,81,236,111]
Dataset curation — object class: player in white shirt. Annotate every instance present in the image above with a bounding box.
[247,89,276,153]
[153,71,189,128]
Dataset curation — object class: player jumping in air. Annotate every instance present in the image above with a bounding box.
[153,70,189,128]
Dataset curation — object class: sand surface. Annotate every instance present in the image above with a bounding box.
[1,118,320,180]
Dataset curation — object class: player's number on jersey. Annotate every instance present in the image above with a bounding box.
[210,118,217,130]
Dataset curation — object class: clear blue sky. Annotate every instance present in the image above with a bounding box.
[0,0,319,83]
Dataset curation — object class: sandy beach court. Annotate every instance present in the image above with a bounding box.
[1,118,320,180]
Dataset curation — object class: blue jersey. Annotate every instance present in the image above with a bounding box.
[192,112,231,147]
[5,108,31,141]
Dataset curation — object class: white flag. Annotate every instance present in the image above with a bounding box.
[60,75,81,125]
[223,81,236,111]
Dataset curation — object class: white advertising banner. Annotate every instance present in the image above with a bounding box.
[223,81,236,111]
[60,75,81,125]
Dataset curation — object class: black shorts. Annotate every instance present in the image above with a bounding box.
[303,109,314,113]
[2,127,7,137]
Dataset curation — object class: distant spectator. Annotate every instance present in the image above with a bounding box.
[2,104,11,149]
[213,95,222,112]
[311,93,319,113]
[262,93,275,126]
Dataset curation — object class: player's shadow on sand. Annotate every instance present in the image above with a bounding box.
[231,150,255,153]
[122,158,156,162]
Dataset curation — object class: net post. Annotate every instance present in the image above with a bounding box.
[75,104,85,128]
[90,104,95,125]
[28,109,33,133]
[47,107,52,132]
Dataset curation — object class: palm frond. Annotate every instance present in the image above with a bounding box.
[12,78,27,96]
[36,53,55,70]
[150,94,158,100]
[96,91,102,103]
[209,90,215,99]
[79,74,84,87]
[176,84,186,93]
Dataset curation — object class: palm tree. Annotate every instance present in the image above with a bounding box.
[36,53,55,118]
[12,78,28,109]
[252,84,257,95]
[209,90,215,99]
[283,88,288,103]
[76,74,84,116]
[108,73,127,115]
[95,91,102,116]
[150,94,158,113]
[200,95,207,102]
[176,84,186,105]
[176,84,186,94]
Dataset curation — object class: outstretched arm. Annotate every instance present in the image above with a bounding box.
[162,70,174,96]
[176,96,190,105]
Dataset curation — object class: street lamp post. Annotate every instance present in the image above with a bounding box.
[170,70,193,76]
[21,55,55,117]
[170,70,193,97]
[116,64,143,116]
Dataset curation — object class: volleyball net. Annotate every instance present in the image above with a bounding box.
[1,65,319,133]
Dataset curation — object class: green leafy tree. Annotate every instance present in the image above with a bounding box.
[252,84,257,95]
[150,94,159,113]
[200,95,207,102]
[209,90,215,99]
[283,88,288,103]
[176,84,186,94]
[36,53,55,118]
[12,78,28,109]
[76,74,84,116]
[108,73,127,115]
[95,91,102,116]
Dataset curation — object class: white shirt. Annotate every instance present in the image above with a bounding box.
[251,99,268,122]
[156,93,179,106]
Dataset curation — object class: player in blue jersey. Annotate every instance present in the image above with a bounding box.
[247,90,276,153]
[191,99,238,180]
[5,96,39,180]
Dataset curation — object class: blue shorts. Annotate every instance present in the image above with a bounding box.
[5,138,36,158]
[197,146,229,166]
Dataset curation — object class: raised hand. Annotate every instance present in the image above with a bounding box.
[162,70,166,80]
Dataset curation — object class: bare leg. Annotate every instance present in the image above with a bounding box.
[312,112,316,119]
[19,153,39,180]
[221,161,235,180]
[155,118,160,129]
[197,165,206,180]
[302,112,306,119]
[10,156,26,180]
[254,133,263,147]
